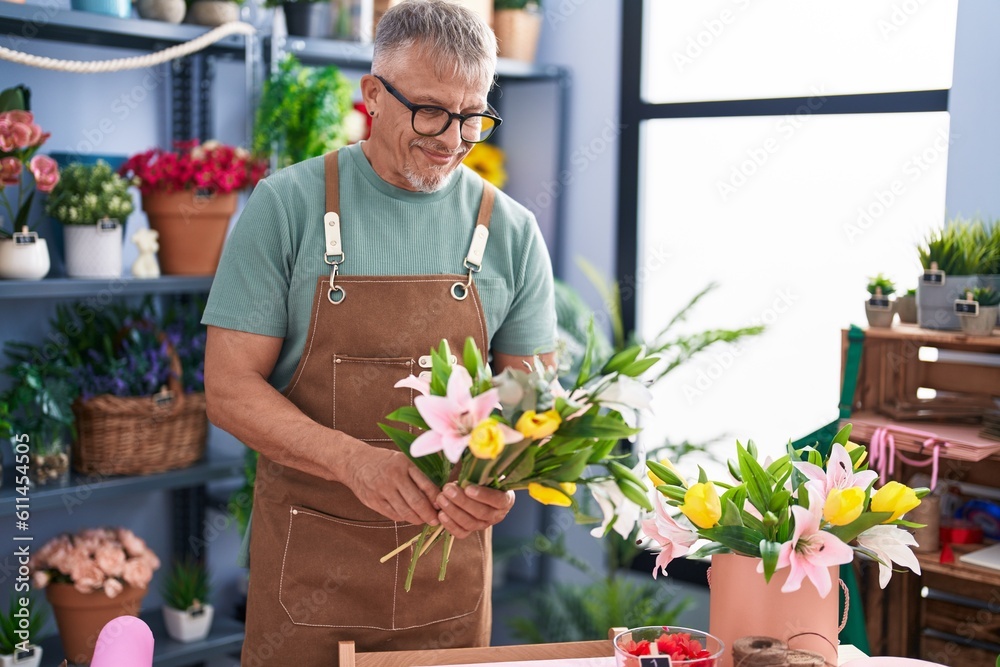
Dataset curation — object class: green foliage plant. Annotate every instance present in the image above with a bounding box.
[919,218,992,276]
[253,54,354,169]
[44,160,134,226]
[0,592,47,655]
[866,273,896,297]
[161,560,211,611]
[972,220,1000,275]
[495,0,541,9]
[970,286,1000,307]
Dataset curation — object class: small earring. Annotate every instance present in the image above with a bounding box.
[369,111,375,116]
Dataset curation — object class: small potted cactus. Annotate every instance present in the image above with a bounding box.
[865,273,896,328]
[161,561,213,643]
[0,593,46,667]
[957,287,1000,337]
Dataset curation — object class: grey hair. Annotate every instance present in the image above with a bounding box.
[373,0,497,90]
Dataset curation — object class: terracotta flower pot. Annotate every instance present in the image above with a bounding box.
[708,553,840,667]
[140,190,237,276]
[45,582,146,665]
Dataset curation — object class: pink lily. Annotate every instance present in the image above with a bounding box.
[640,494,699,579]
[795,443,877,504]
[409,366,517,463]
[767,491,854,597]
[395,373,431,396]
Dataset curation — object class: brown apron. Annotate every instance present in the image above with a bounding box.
[241,152,496,667]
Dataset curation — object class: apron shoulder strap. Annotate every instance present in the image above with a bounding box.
[464,180,496,271]
[324,150,340,215]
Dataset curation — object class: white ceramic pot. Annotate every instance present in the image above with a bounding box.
[865,300,895,328]
[162,604,214,643]
[0,645,43,667]
[63,221,123,279]
[137,0,186,22]
[186,0,239,26]
[0,237,50,280]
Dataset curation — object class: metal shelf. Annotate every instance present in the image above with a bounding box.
[0,3,246,56]
[0,455,243,514]
[0,275,213,300]
[264,35,568,81]
[39,609,244,667]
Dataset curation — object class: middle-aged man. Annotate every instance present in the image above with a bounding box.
[201,1,557,664]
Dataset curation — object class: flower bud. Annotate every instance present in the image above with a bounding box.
[528,482,576,507]
[823,487,866,526]
[845,441,868,469]
[872,481,920,522]
[515,409,562,439]
[680,482,722,529]
[468,419,507,460]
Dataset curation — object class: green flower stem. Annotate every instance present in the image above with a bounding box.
[476,456,501,486]
[438,532,455,582]
[403,525,435,592]
[492,439,532,481]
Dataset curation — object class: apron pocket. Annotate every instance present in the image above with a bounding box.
[333,355,415,442]
[279,506,486,631]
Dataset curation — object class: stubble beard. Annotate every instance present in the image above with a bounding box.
[403,137,467,192]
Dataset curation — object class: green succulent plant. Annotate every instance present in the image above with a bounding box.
[161,560,211,612]
[0,593,47,655]
[918,219,993,276]
[44,160,134,226]
[969,286,1000,307]
[866,273,896,297]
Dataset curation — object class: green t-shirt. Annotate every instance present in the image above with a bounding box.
[203,143,556,390]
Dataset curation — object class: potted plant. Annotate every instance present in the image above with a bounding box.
[637,426,926,666]
[253,54,355,170]
[269,0,333,38]
[119,140,266,275]
[895,287,917,325]
[185,0,243,25]
[864,273,896,328]
[30,527,159,666]
[136,0,186,22]
[917,220,988,330]
[44,161,134,279]
[0,593,46,667]
[0,90,60,280]
[1,340,76,486]
[161,561,213,643]
[957,287,999,337]
[494,0,542,62]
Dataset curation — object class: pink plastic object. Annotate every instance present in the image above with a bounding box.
[90,615,154,667]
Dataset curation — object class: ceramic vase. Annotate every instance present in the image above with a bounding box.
[0,646,42,667]
[45,583,146,665]
[895,293,917,324]
[63,221,123,279]
[140,190,237,275]
[283,2,333,38]
[162,604,214,643]
[864,300,895,328]
[708,553,840,667]
[958,305,998,337]
[136,0,186,22]
[917,275,979,330]
[0,236,50,280]
[186,0,239,26]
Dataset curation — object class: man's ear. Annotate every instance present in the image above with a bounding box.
[359,75,381,117]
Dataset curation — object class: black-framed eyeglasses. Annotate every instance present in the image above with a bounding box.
[375,75,502,144]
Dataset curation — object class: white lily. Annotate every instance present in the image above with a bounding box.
[589,474,645,540]
[595,375,653,428]
[856,524,922,588]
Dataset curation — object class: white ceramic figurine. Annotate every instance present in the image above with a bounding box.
[131,228,161,278]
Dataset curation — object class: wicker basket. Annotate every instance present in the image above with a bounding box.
[72,386,208,476]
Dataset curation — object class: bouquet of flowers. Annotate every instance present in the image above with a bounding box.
[30,527,160,598]
[640,425,927,596]
[119,139,267,196]
[0,108,59,236]
[380,334,659,591]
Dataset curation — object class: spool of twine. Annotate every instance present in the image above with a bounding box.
[733,637,789,666]
[785,650,826,666]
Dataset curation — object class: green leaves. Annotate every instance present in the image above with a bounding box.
[759,540,782,583]
[378,423,448,486]
[828,511,893,544]
[699,525,762,558]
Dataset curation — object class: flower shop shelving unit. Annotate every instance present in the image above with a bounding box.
[841,324,1000,666]
[0,6,251,661]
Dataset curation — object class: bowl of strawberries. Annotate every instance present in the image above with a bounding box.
[614,626,724,667]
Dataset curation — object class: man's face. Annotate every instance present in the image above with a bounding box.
[369,48,490,192]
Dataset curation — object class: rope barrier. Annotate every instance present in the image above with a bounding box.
[0,20,256,73]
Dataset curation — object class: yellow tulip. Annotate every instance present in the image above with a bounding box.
[516,409,562,439]
[823,487,866,526]
[680,482,722,529]
[468,420,507,460]
[871,481,920,522]
[648,458,687,488]
[528,482,576,507]
[845,441,868,469]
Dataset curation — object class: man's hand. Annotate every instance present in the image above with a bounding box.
[435,483,515,538]
[345,447,442,526]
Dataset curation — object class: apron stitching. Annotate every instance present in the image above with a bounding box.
[286,282,325,398]
[327,277,467,284]
[331,359,336,430]
[277,507,298,624]
[391,523,399,629]
[293,508,399,528]
[470,286,488,352]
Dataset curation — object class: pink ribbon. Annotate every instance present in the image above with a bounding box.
[869,424,950,489]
